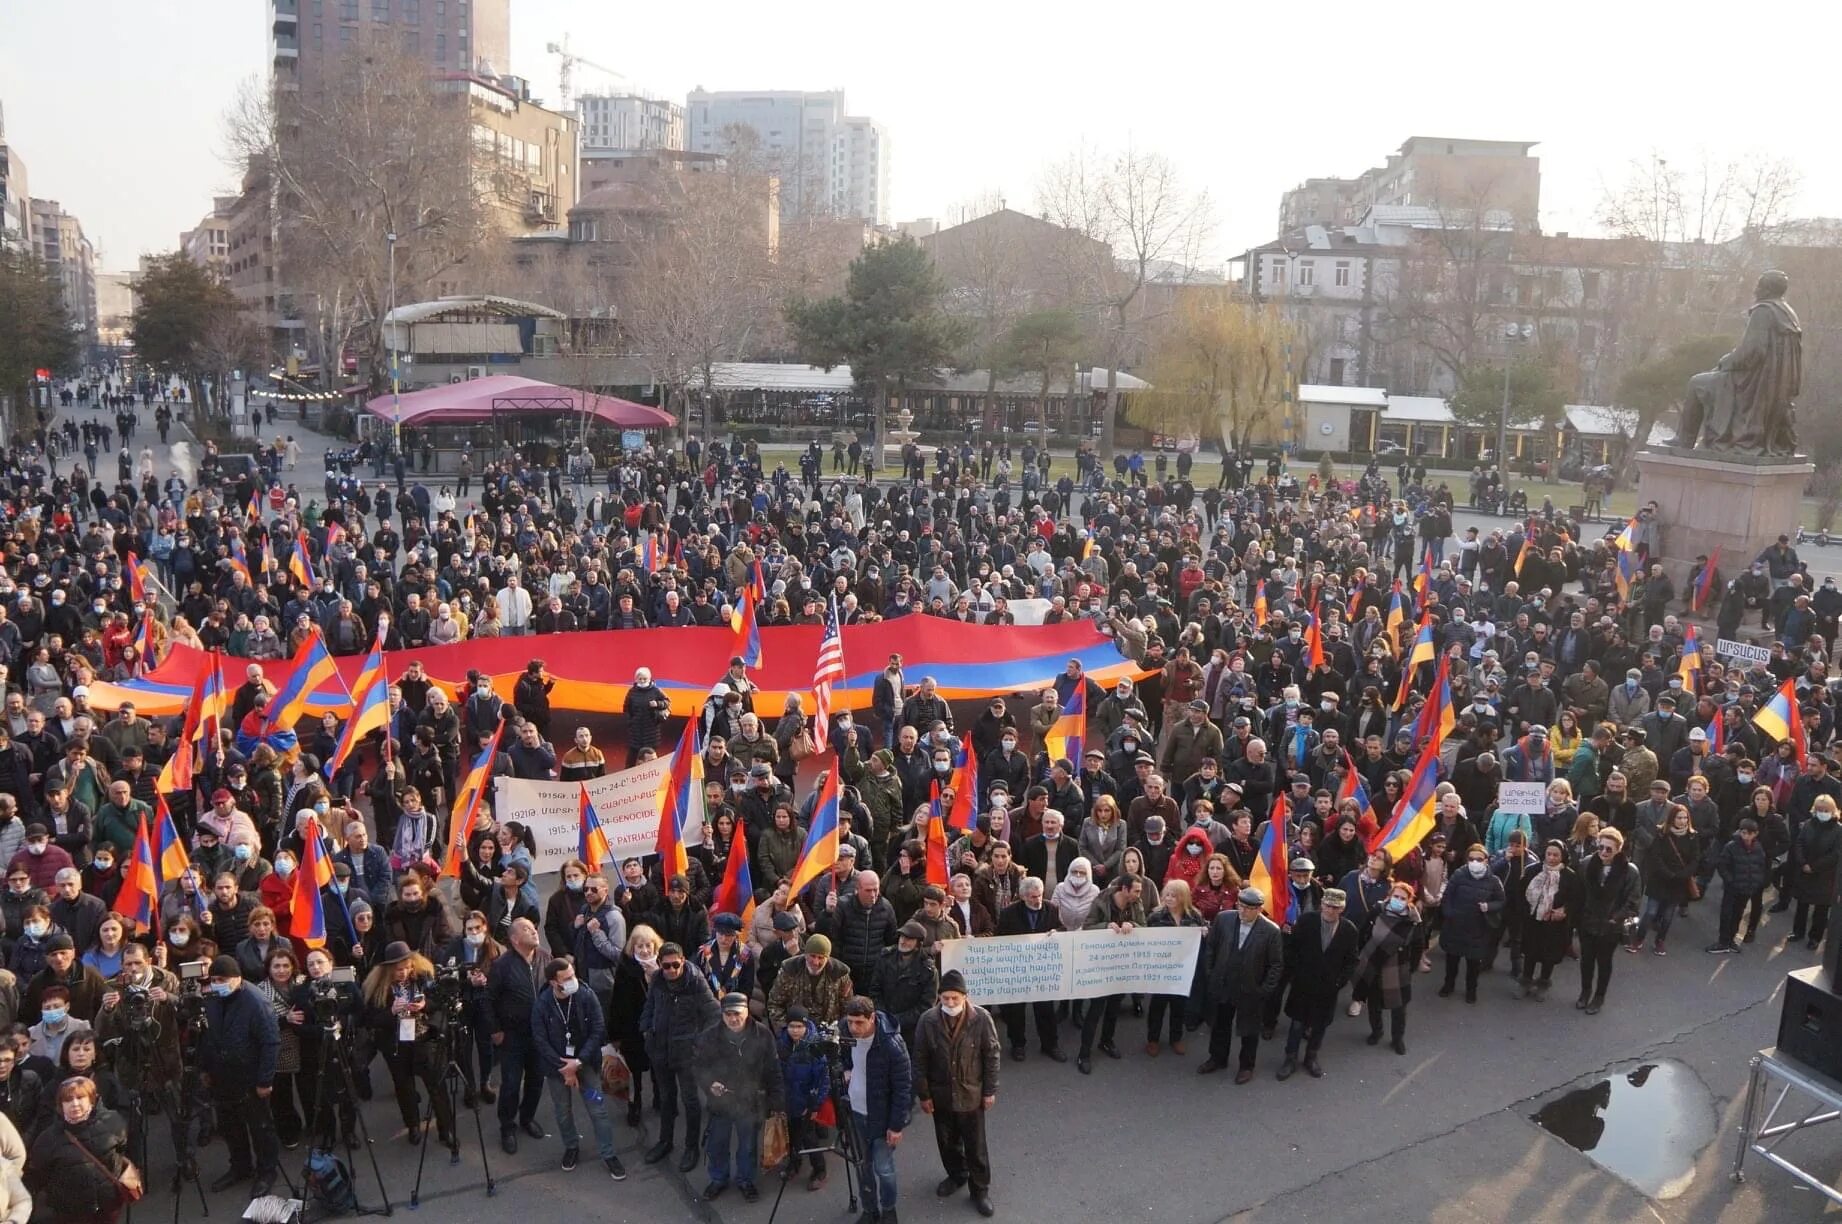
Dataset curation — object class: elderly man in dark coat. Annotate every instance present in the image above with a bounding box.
[1197,885,1283,1084]
[1276,888,1360,1081]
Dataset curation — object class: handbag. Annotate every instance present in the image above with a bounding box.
[602,1047,633,1100]
[789,729,818,762]
[69,1133,143,1203]
[1664,834,1700,900]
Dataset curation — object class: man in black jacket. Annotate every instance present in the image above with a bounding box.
[822,870,897,989]
[693,992,784,1203]
[1016,811,1077,892]
[1198,887,1284,1083]
[869,920,938,1047]
[994,881,1069,1064]
[640,943,721,1172]
[1277,890,1360,1081]
[200,954,281,1195]
[485,918,548,1153]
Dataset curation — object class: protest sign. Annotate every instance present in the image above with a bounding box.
[1715,638,1772,667]
[938,926,1203,1006]
[1495,781,1548,814]
[491,755,698,875]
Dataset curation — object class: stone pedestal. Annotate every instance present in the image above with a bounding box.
[1634,449,1813,578]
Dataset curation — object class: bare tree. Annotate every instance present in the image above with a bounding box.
[619,165,778,443]
[223,41,504,382]
[1038,146,1211,459]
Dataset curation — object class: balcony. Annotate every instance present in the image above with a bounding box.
[272,0,299,32]
[273,33,300,56]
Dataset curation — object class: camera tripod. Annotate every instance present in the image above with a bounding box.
[766,1045,865,1224]
[107,1029,209,1224]
[406,1013,496,1207]
[300,1016,394,1220]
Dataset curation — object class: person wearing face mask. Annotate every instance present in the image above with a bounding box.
[1437,846,1505,1004]
[534,959,625,1180]
[1785,793,1840,951]
[911,969,1000,1217]
[198,955,282,1194]
[1350,882,1420,1055]
[979,728,1031,806]
[1573,827,1640,1014]
[1608,669,1652,726]
[8,826,72,893]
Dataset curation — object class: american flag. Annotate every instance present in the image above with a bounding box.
[811,595,847,751]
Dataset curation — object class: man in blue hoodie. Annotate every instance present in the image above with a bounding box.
[841,995,914,1224]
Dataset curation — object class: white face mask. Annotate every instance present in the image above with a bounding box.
[940,1000,964,1018]
[1467,860,1488,877]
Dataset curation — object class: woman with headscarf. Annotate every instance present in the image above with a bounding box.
[1050,857,1101,1027]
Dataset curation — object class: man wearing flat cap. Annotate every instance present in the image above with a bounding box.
[1198,886,1283,1084]
[1276,888,1361,1081]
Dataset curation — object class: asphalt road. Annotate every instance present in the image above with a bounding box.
[122,879,1831,1224]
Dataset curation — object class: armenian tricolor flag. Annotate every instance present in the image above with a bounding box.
[925,785,951,888]
[154,796,190,882]
[1691,547,1721,613]
[1613,514,1639,553]
[729,583,764,669]
[1252,580,1268,626]
[126,553,153,604]
[946,730,980,832]
[1383,581,1406,656]
[326,638,389,777]
[1677,627,1703,695]
[1370,738,1441,861]
[1412,653,1457,748]
[1248,811,1292,925]
[227,535,252,585]
[1614,545,1639,601]
[131,609,155,665]
[247,489,263,522]
[442,723,505,879]
[1303,611,1325,672]
[786,765,842,898]
[1753,678,1808,768]
[111,813,160,936]
[654,718,701,882]
[1043,685,1086,771]
[711,820,757,928]
[289,531,317,588]
[263,629,346,738]
[577,783,612,874]
[289,814,333,949]
[640,533,661,575]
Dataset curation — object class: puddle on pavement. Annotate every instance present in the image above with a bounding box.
[1530,1060,1717,1200]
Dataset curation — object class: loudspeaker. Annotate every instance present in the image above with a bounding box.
[1777,966,1842,1082]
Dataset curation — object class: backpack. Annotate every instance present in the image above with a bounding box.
[303,1149,359,1215]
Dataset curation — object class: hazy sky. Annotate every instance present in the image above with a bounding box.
[3,0,1837,273]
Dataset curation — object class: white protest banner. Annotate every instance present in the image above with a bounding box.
[1007,599,1053,626]
[1495,781,1548,814]
[938,926,1203,1006]
[491,755,699,875]
[1716,638,1772,667]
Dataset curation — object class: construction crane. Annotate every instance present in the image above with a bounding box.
[545,34,627,110]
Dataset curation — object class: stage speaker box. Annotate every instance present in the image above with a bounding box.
[1778,966,1842,1083]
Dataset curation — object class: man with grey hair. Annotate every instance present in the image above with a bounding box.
[994,877,1067,1064]
[51,866,107,953]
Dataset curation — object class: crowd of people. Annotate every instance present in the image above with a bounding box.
[0,374,1833,1224]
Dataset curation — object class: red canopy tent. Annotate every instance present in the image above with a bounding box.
[362,375,675,429]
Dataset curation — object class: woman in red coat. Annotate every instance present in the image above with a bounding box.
[261,848,298,951]
[1164,826,1215,891]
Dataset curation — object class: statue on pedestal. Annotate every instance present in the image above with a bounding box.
[1665,270,1803,456]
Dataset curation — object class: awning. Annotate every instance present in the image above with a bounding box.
[363,375,674,429]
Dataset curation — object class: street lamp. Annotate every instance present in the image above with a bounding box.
[387,230,400,453]
[1496,321,1534,475]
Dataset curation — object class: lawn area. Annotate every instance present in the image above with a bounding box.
[753,444,1828,530]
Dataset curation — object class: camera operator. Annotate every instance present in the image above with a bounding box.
[440,910,501,1107]
[287,947,360,1146]
[532,959,624,1179]
[692,991,782,1203]
[841,994,913,1224]
[360,941,453,1148]
[199,954,282,1196]
[485,917,546,1154]
[96,942,182,1085]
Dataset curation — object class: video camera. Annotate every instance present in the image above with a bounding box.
[175,961,210,1036]
[116,983,157,1034]
[306,965,357,1027]
[804,1020,843,1059]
